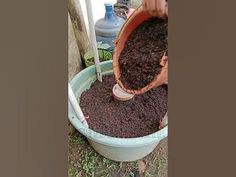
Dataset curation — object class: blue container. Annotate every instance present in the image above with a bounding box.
[95,3,125,50]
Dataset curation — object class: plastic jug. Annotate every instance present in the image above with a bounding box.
[95,3,125,50]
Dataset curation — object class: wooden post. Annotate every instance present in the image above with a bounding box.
[85,0,102,82]
[68,0,91,57]
[68,13,82,81]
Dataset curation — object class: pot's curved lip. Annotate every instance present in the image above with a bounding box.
[68,108,168,148]
[68,60,168,148]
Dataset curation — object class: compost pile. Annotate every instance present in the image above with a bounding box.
[80,75,168,138]
[119,17,168,90]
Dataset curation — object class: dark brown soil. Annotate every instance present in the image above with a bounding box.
[119,17,168,90]
[80,75,168,138]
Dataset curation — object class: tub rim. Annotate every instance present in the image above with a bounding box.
[68,60,168,148]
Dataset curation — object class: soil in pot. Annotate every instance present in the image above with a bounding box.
[119,17,168,90]
[80,75,168,138]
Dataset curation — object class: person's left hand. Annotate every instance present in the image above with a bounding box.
[148,54,168,89]
[160,55,168,84]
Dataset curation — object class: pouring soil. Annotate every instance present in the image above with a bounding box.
[80,75,168,138]
[119,17,168,90]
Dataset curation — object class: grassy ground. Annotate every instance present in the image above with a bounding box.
[68,123,168,177]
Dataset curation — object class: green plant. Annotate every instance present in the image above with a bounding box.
[81,148,99,177]
[68,165,79,177]
[68,134,85,145]
[84,42,113,67]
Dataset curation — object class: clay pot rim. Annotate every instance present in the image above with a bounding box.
[113,6,168,95]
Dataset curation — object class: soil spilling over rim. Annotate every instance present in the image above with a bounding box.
[80,75,168,138]
[119,17,168,90]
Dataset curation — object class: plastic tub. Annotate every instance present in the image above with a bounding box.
[68,60,168,161]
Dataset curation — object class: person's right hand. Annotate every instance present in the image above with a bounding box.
[142,0,168,18]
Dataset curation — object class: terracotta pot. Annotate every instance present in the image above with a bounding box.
[113,6,168,95]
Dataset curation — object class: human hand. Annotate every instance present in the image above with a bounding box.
[149,54,168,88]
[142,0,168,18]
[160,55,168,85]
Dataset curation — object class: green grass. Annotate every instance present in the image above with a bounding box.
[82,147,98,177]
[68,165,79,177]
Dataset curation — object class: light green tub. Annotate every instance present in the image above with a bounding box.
[68,60,168,162]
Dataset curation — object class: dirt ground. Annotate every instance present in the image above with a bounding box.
[68,123,168,177]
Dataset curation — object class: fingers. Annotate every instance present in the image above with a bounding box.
[160,53,168,67]
[155,0,164,17]
[143,0,155,15]
[142,0,148,9]
[165,2,168,16]
[161,1,168,18]
[143,0,168,18]
[148,0,157,13]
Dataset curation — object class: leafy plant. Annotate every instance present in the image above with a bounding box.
[68,165,79,177]
[84,42,113,67]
